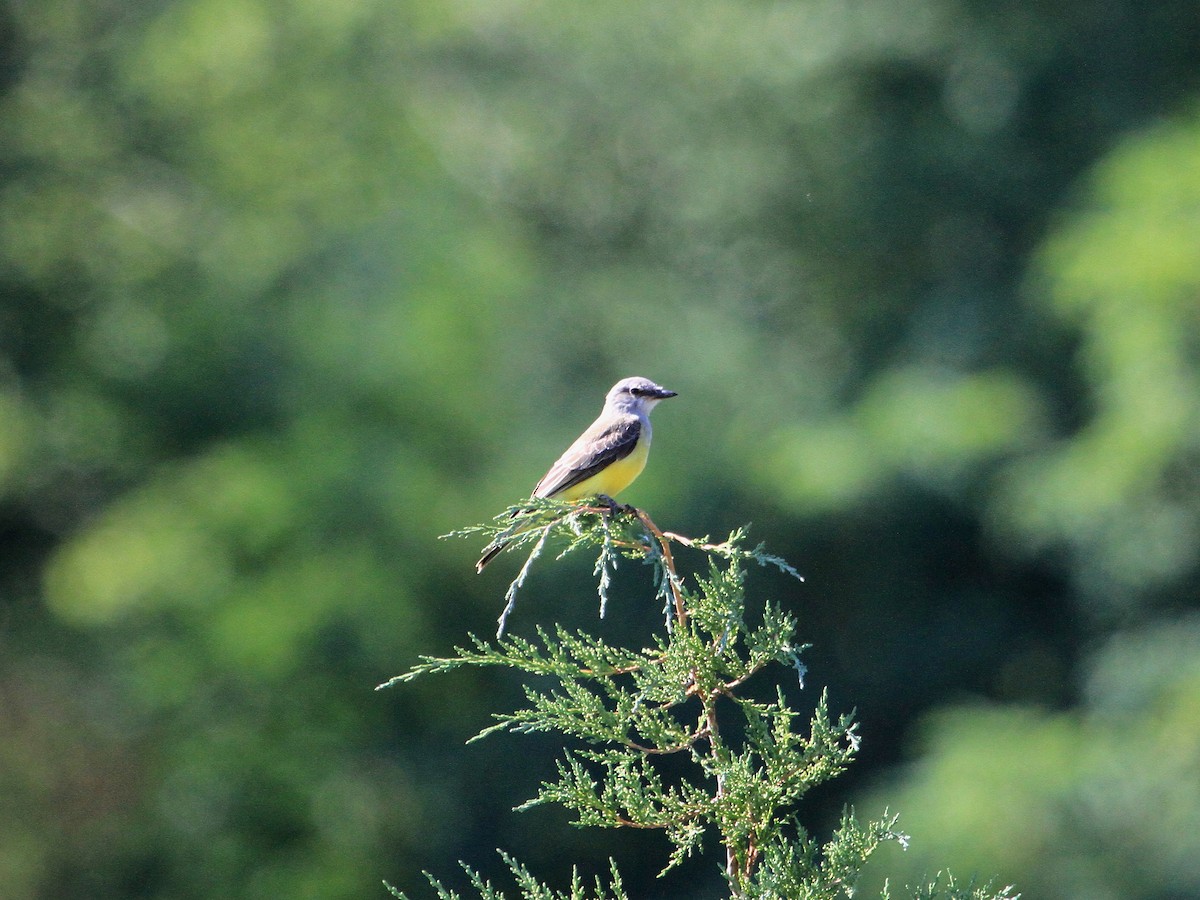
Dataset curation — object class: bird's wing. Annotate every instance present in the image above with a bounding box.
[533,416,641,499]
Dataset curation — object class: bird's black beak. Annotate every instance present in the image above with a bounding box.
[656,388,678,399]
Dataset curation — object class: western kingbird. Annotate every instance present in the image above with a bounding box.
[476,376,677,571]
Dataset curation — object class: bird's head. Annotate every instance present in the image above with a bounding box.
[605,377,677,414]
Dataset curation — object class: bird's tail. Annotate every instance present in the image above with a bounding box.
[475,497,571,572]
[475,540,508,573]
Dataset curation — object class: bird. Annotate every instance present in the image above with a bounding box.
[476,376,677,572]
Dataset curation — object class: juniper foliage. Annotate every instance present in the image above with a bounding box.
[384,501,1017,899]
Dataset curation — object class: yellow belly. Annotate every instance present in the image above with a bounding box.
[554,436,650,501]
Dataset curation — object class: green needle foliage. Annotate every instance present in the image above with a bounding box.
[384,502,1017,900]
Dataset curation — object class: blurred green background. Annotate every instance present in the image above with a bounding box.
[2,0,1199,897]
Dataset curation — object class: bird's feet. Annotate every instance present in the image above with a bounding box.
[596,495,638,518]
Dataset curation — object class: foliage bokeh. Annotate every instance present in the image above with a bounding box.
[1,0,1198,897]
